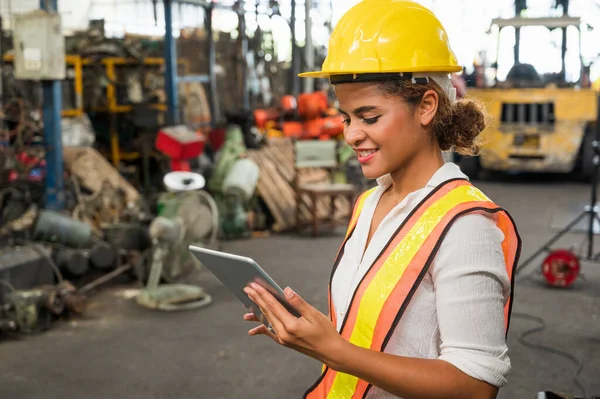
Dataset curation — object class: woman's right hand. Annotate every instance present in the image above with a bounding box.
[243,312,259,322]
[243,312,278,338]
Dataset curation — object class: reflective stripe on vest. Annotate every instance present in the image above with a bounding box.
[305,178,521,399]
[327,187,378,330]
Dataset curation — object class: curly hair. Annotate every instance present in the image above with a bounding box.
[376,78,487,156]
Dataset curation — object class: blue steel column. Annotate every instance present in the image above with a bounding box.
[164,0,179,125]
[41,0,64,210]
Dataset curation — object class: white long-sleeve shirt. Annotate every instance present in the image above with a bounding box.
[330,162,512,398]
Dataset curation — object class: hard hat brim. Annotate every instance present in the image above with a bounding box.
[298,71,331,79]
[299,65,464,79]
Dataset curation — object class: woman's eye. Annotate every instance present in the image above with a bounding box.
[342,118,351,126]
[362,116,380,125]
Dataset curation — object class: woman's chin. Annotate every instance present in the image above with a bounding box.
[360,164,386,180]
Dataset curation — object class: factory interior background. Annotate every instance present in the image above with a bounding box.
[0,0,599,398]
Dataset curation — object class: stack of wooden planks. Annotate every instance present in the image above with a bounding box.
[247,138,353,232]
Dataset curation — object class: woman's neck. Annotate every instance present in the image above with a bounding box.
[387,147,445,202]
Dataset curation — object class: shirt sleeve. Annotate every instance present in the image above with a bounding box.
[431,211,512,387]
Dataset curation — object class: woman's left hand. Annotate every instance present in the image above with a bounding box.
[243,282,346,367]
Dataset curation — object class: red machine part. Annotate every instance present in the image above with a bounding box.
[282,121,303,138]
[208,127,226,152]
[155,125,205,172]
[253,92,345,140]
[281,95,297,113]
[297,92,328,119]
[253,109,269,129]
[322,114,345,136]
[541,249,580,288]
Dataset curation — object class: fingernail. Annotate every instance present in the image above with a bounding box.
[284,287,294,299]
[250,282,259,289]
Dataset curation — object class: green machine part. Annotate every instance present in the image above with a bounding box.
[153,191,219,279]
[219,194,251,240]
[156,192,184,217]
[206,124,256,240]
[208,125,247,194]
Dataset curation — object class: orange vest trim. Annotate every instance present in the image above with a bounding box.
[327,187,378,327]
[305,178,521,399]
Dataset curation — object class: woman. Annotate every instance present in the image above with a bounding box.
[243,1,521,398]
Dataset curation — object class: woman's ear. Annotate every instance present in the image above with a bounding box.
[419,89,438,126]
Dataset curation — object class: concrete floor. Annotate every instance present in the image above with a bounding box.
[1,173,600,399]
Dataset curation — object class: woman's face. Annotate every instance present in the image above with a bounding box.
[335,82,436,180]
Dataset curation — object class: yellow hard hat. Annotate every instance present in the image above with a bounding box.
[299,0,462,80]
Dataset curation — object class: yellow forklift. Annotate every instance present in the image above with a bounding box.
[460,14,599,179]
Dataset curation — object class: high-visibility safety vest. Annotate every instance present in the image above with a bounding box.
[304,178,521,399]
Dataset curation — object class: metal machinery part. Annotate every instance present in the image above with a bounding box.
[208,125,260,239]
[208,125,247,193]
[1,280,86,335]
[135,173,218,311]
[221,158,260,239]
[55,248,89,278]
[155,189,219,280]
[33,210,93,248]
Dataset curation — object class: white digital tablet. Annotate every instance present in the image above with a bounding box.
[188,245,301,328]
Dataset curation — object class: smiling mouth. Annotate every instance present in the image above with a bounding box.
[356,149,379,157]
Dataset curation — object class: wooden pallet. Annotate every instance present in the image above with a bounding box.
[247,138,353,232]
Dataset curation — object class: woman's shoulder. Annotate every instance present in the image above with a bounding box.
[441,210,505,250]
[432,210,509,277]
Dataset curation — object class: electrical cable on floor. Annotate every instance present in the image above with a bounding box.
[513,247,591,397]
[512,236,593,398]
[512,311,590,398]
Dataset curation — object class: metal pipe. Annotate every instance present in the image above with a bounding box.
[290,0,299,96]
[237,1,249,111]
[40,0,65,210]
[560,0,569,83]
[164,0,179,125]
[78,263,133,294]
[513,0,526,65]
[303,0,313,93]
[206,2,218,127]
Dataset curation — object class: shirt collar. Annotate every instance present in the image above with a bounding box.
[375,161,468,190]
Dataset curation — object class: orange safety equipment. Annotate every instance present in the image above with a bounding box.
[253,109,269,129]
[298,92,328,119]
[298,0,462,80]
[304,178,521,399]
[281,95,298,113]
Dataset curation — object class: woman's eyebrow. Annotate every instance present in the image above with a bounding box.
[338,105,379,116]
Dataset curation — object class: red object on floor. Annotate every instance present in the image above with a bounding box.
[155,125,205,172]
[541,249,580,288]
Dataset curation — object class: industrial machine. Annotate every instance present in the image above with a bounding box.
[135,127,218,311]
[135,170,218,311]
[0,244,86,335]
[253,92,345,140]
[461,16,598,179]
[208,125,261,239]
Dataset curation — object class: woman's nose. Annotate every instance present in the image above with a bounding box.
[344,123,366,147]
